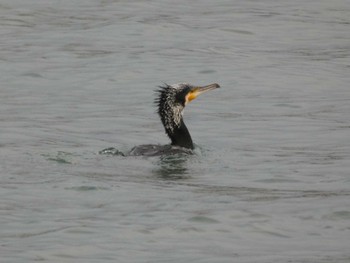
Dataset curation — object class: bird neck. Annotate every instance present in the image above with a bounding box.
[168,119,194,149]
[157,88,194,149]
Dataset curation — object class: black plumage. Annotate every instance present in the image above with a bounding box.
[155,83,219,150]
[126,82,219,156]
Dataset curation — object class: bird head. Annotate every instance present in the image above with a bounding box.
[155,82,220,149]
[156,83,220,130]
[173,83,220,106]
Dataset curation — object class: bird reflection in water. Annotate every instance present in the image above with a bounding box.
[152,154,190,180]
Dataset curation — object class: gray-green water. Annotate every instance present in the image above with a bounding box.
[1,0,350,262]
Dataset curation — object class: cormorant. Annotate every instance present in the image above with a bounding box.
[128,83,220,156]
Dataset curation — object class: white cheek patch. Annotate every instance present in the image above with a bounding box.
[184,93,191,106]
[184,99,188,106]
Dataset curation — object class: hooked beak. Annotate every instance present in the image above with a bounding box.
[185,83,220,104]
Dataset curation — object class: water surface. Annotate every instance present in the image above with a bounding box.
[1,0,350,262]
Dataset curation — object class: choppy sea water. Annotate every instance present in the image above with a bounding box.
[1,0,350,262]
